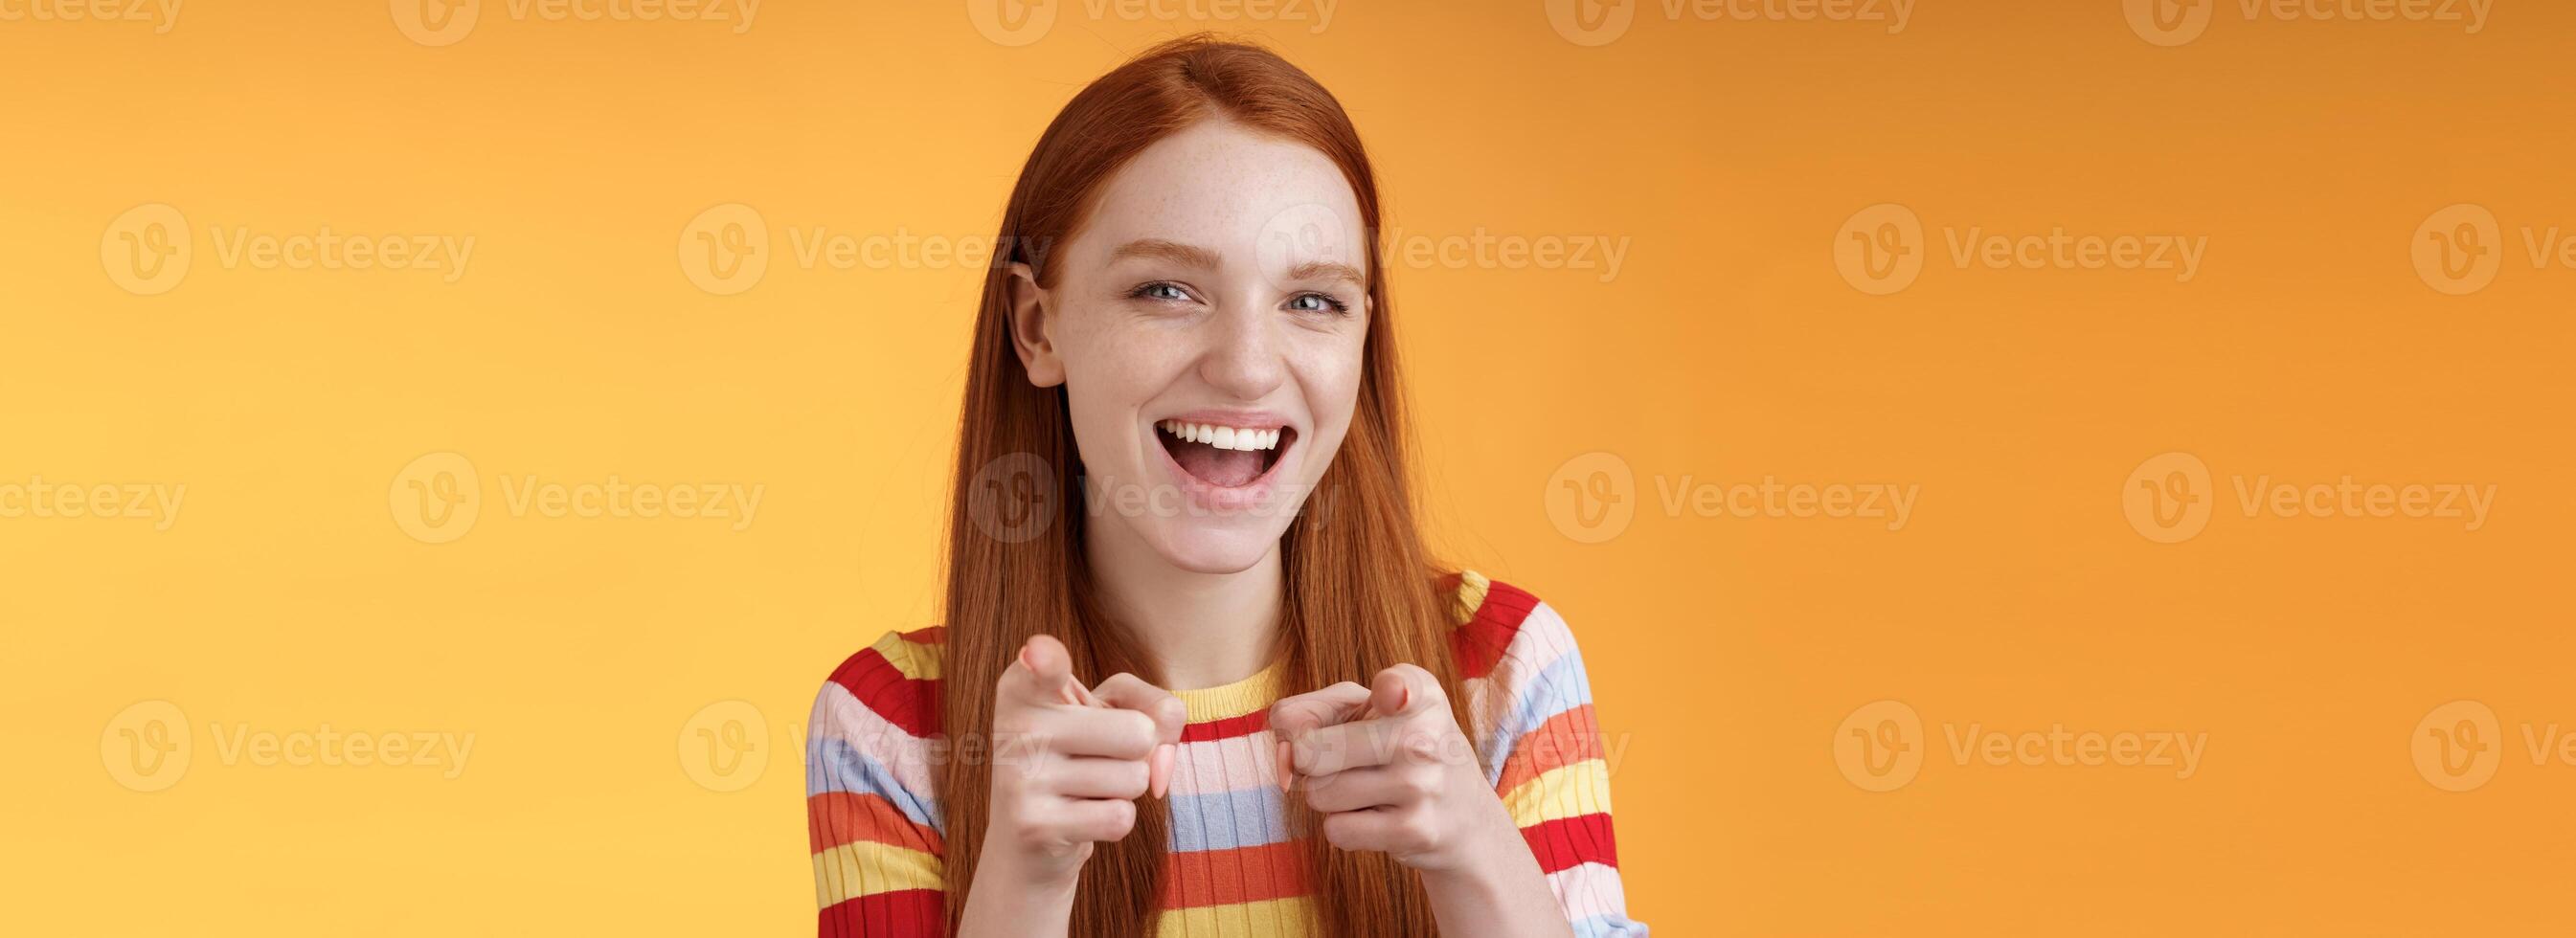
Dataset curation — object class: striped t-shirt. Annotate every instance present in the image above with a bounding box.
[804,571,1647,936]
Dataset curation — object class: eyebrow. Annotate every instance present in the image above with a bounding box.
[1108,238,1222,269]
[1107,237,1367,287]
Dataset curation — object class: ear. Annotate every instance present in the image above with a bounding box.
[1006,261,1065,389]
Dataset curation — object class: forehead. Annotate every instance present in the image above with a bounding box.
[1073,119,1367,265]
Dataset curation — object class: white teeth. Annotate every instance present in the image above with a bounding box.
[1158,420,1284,451]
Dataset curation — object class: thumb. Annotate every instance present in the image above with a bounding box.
[1368,664,1435,718]
[1267,681,1373,742]
[1009,635,1085,706]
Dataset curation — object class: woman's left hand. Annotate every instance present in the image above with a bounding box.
[1267,664,1518,873]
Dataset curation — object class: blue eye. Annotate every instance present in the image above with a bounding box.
[1131,281,1191,302]
[1287,292,1353,315]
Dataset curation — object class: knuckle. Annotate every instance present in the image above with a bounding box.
[1117,710,1157,748]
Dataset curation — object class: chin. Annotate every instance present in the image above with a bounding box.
[1141,518,1292,574]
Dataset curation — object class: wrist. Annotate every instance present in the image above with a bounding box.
[1419,800,1529,881]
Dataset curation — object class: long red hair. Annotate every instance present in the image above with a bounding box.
[938,34,1469,937]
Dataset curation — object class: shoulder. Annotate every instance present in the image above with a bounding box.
[806,628,948,833]
[1442,570,1581,682]
[813,626,947,738]
[1443,572,1598,774]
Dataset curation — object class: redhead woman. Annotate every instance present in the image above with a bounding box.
[805,36,1645,938]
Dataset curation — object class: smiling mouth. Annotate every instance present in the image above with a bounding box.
[1156,419,1293,488]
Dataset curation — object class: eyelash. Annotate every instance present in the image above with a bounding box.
[1128,280,1353,316]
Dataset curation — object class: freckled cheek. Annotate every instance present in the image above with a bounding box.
[1286,332,1367,434]
[1059,315,1199,403]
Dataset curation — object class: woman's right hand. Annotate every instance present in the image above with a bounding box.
[979,634,1186,887]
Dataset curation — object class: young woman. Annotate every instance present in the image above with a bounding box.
[805,36,1644,938]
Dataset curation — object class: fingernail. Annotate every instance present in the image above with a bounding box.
[1150,744,1175,799]
[1277,739,1294,792]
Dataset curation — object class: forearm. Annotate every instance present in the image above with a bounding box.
[955,849,1079,938]
[1419,812,1576,938]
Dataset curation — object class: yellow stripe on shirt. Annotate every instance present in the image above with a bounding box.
[1502,759,1614,829]
[1153,897,1317,938]
[813,839,944,908]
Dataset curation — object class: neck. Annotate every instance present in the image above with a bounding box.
[1081,514,1284,692]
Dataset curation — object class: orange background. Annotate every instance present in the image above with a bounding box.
[6,1,2574,934]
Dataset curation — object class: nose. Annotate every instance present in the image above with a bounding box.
[1195,302,1286,402]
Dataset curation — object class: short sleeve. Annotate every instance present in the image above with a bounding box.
[807,629,950,937]
[1451,573,1650,937]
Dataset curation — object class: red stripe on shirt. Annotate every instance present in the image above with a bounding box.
[817,888,943,938]
[1160,838,1310,909]
[1179,709,1269,743]
[1523,812,1619,874]
[1451,578,1540,680]
[828,647,941,739]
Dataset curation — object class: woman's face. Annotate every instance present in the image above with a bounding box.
[1009,118,1370,574]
